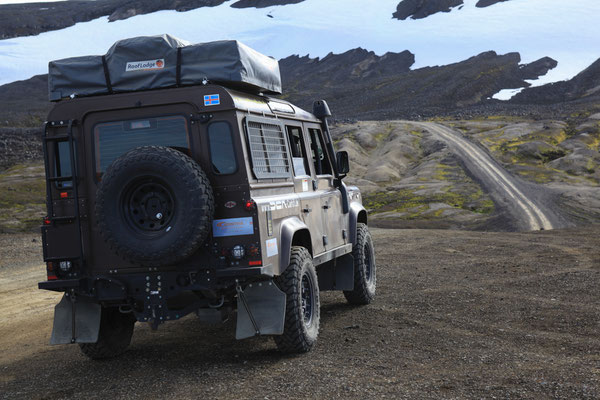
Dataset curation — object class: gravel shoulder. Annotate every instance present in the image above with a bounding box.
[1,227,599,399]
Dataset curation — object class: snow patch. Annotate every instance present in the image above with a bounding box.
[492,88,525,101]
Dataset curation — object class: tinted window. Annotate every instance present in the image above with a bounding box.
[308,128,332,175]
[208,122,237,175]
[55,141,73,188]
[286,126,310,176]
[95,116,189,173]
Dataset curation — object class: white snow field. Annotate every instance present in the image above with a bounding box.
[0,0,598,99]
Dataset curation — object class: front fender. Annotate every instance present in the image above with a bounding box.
[349,202,367,245]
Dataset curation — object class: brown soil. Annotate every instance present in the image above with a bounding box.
[1,226,599,399]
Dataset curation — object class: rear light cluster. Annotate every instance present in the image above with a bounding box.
[212,243,261,266]
[46,260,74,280]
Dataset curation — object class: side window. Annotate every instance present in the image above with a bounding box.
[54,141,74,188]
[208,122,237,175]
[94,115,189,174]
[308,128,332,175]
[246,118,292,179]
[286,126,310,176]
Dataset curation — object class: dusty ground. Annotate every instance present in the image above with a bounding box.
[1,227,599,399]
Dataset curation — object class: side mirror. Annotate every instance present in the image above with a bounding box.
[336,151,350,175]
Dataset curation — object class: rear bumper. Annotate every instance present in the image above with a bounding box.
[38,264,273,296]
[40,264,276,332]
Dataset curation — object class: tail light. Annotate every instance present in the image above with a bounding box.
[46,262,57,280]
[244,199,256,211]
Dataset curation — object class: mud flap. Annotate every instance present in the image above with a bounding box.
[317,253,354,291]
[50,294,101,345]
[235,280,286,340]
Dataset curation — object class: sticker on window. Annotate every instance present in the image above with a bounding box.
[266,238,278,258]
[212,217,253,237]
[204,94,220,106]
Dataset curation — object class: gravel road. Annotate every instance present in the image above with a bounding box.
[1,226,599,399]
[413,122,560,231]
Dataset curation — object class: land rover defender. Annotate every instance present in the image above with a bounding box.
[39,35,376,358]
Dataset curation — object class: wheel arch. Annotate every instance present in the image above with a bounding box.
[349,202,368,245]
[279,217,312,275]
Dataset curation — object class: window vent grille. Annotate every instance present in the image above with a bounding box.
[246,119,291,179]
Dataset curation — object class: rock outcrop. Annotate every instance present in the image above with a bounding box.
[512,58,600,104]
[476,0,511,7]
[231,0,305,8]
[518,57,558,80]
[393,0,463,20]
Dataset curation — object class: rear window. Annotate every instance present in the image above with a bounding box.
[208,121,237,175]
[94,115,189,173]
[54,141,74,188]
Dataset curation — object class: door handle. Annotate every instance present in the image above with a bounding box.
[303,207,312,213]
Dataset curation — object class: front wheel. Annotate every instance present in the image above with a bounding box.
[79,307,136,359]
[274,246,320,353]
[344,223,376,305]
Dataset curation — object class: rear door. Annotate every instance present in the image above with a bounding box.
[83,104,197,273]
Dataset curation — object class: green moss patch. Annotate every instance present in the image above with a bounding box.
[0,163,46,233]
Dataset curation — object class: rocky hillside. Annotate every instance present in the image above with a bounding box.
[2,46,600,128]
[0,0,272,39]
[1,0,519,39]
[2,47,593,128]
[331,121,497,230]
[280,50,558,119]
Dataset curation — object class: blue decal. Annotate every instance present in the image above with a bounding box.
[204,94,220,106]
[213,217,254,237]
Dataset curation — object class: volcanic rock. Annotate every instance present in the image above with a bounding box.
[476,0,511,7]
[393,0,463,20]
[512,58,600,104]
[231,0,305,8]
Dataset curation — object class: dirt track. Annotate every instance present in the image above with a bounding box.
[1,227,600,399]
[414,122,558,231]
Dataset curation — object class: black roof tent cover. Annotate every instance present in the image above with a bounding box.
[48,34,282,101]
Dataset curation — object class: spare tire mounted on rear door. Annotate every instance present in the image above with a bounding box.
[96,146,214,266]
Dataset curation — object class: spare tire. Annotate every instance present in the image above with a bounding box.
[96,146,214,266]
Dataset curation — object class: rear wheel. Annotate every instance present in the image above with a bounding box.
[274,247,320,353]
[79,307,136,360]
[344,223,376,305]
